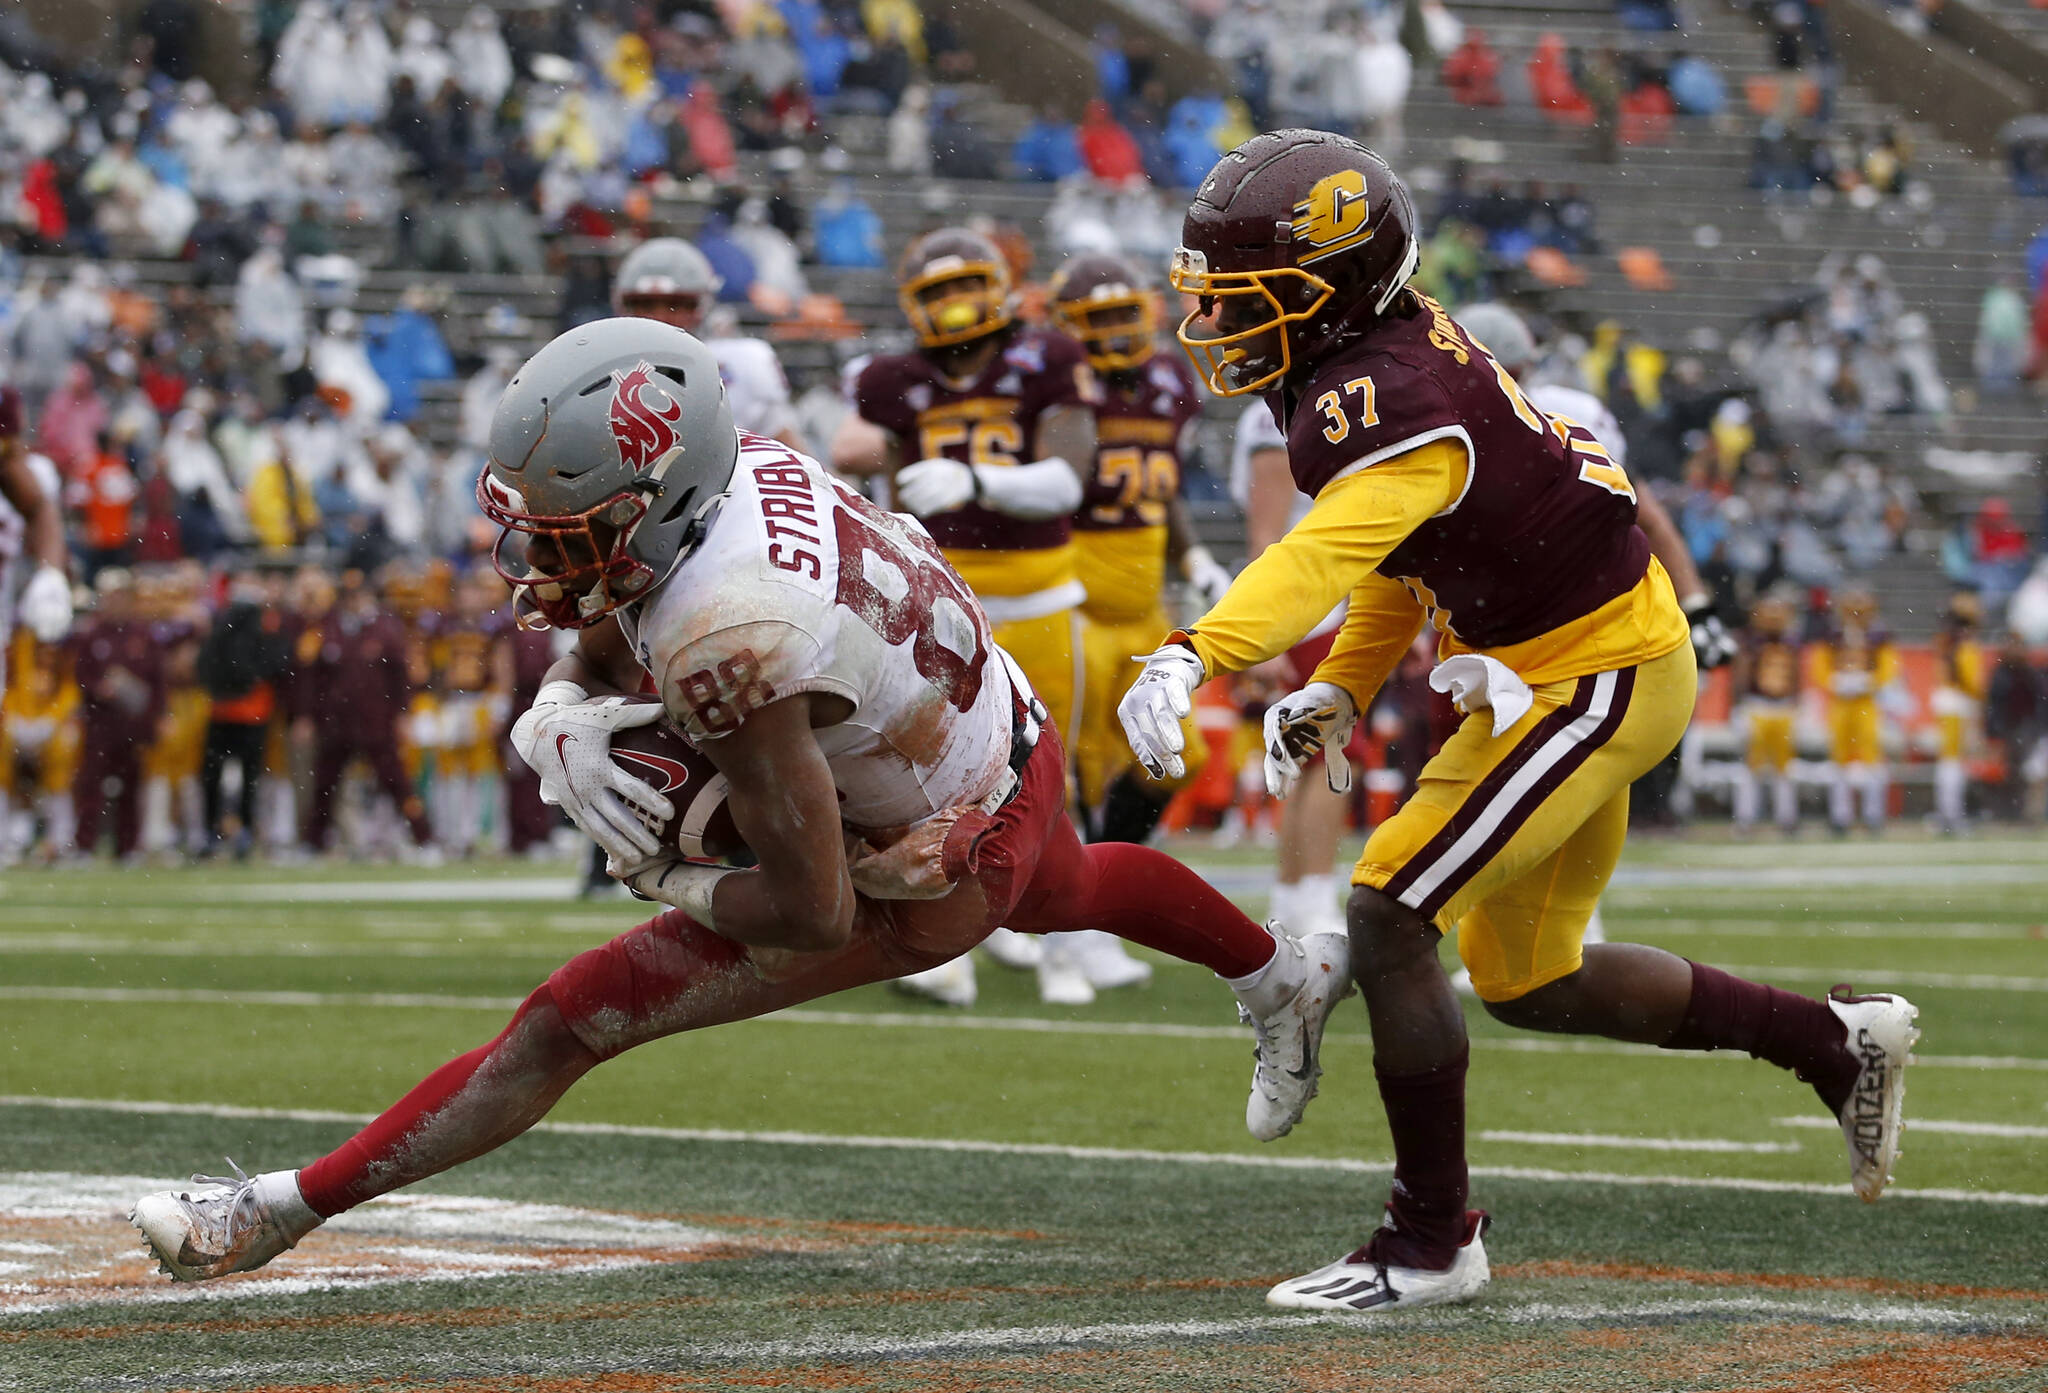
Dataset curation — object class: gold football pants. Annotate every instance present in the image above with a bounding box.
[1353,643,1696,1002]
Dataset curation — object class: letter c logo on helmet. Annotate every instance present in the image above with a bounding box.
[1290,170,1375,261]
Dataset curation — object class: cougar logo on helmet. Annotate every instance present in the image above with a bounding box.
[608,361,684,473]
[1291,170,1374,261]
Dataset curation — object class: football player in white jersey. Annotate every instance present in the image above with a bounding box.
[612,237,810,455]
[130,320,1353,1282]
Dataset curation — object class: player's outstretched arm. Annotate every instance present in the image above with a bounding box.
[684,691,859,954]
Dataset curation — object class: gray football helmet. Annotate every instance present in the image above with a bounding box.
[612,237,723,322]
[478,317,738,630]
[1453,302,1537,374]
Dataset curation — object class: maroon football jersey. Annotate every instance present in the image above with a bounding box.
[854,326,1099,553]
[70,617,165,728]
[1075,352,1203,533]
[1273,294,1648,651]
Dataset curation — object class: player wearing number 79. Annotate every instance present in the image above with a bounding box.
[1119,129,1920,1314]
[129,317,1335,1283]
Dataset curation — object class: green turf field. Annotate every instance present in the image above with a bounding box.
[3,832,2046,1391]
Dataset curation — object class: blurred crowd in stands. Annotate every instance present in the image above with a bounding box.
[0,0,2045,865]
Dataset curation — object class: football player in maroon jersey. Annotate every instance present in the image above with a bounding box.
[1119,130,1919,1311]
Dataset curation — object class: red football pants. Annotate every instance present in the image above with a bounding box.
[299,724,1272,1216]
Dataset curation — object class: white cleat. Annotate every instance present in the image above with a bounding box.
[1826,987,1920,1202]
[978,926,1044,971]
[1269,1209,1491,1313]
[891,955,978,1008]
[130,1163,320,1282]
[1069,929,1153,991]
[1236,922,1355,1142]
[1036,939,1096,1006]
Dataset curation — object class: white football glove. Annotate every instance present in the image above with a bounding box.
[894,457,977,517]
[1262,680,1358,799]
[1180,545,1234,612]
[1118,644,1205,780]
[19,565,72,642]
[511,680,675,866]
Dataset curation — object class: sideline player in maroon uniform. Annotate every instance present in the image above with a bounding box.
[68,570,164,859]
[130,320,1336,1283]
[851,228,1097,751]
[1049,251,1232,846]
[1119,130,1920,1311]
[296,571,435,857]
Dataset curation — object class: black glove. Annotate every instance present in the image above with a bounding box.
[1686,595,1737,670]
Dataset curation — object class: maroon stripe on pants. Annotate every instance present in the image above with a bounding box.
[1378,673,1601,908]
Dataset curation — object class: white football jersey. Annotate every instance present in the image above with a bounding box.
[623,435,1014,832]
[1527,384,1627,471]
[708,336,798,442]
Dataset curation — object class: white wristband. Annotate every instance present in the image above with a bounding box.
[534,679,589,708]
[632,861,737,926]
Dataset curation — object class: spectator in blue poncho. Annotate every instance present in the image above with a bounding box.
[695,213,758,302]
[1163,95,1224,188]
[1667,51,1724,116]
[813,182,885,268]
[363,287,454,424]
[1013,108,1083,183]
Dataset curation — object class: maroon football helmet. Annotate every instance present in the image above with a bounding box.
[897,227,1016,349]
[1048,251,1159,374]
[1170,129,1419,396]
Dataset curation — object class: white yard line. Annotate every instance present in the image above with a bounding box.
[0,935,563,960]
[4,985,2043,1073]
[4,1096,2045,1208]
[1599,919,2041,940]
[1477,1131,1801,1154]
[1717,964,2048,993]
[600,1298,2005,1364]
[1776,1116,2048,1140]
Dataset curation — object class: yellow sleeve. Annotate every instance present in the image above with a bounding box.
[1874,644,1899,688]
[1310,572,1428,708]
[1175,438,1465,676]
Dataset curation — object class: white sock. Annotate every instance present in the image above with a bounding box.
[1732,768,1758,827]
[1828,767,1853,826]
[1225,925,1299,1016]
[46,792,75,854]
[1935,759,1965,825]
[266,1170,323,1239]
[1771,775,1798,828]
[1859,764,1887,828]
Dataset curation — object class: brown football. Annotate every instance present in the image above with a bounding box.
[607,699,747,863]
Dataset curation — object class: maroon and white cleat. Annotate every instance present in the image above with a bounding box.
[1825,987,1920,1202]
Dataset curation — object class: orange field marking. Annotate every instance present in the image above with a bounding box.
[1499,1259,2048,1304]
[202,1328,2048,1393]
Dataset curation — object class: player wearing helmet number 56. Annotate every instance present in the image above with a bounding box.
[130,317,1308,1286]
[1120,130,1919,1315]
